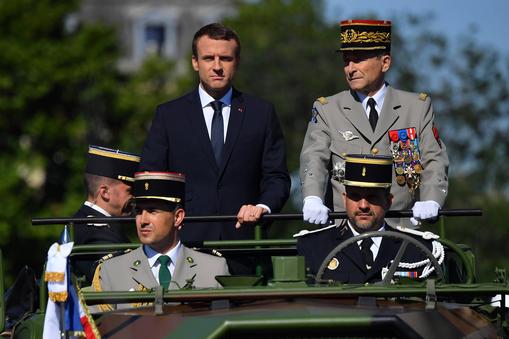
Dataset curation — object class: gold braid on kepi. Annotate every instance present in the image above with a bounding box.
[86,145,140,183]
[342,154,393,188]
[339,19,391,52]
[134,171,186,207]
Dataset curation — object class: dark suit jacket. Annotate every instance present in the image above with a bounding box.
[297,223,434,283]
[140,88,291,242]
[73,204,130,245]
[72,204,131,283]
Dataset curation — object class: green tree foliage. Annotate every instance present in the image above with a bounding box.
[1,0,508,284]
[224,0,345,172]
[387,16,509,280]
[0,0,121,283]
[115,56,193,151]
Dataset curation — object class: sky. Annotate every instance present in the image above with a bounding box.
[325,0,508,55]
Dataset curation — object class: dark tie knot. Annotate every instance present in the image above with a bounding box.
[158,255,171,266]
[367,97,377,109]
[361,238,374,251]
[211,100,223,113]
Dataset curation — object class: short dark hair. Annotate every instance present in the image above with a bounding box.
[192,23,241,58]
[84,173,118,197]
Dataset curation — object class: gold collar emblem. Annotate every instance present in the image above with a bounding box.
[328,258,339,270]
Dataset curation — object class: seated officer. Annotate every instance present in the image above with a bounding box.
[297,154,442,284]
[73,145,140,283]
[92,171,229,309]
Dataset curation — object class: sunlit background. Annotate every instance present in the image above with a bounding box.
[1,0,508,285]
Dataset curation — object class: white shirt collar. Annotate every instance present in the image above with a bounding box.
[84,201,110,216]
[357,82,387,116]
[144,241,182,269]
[198,84,232,108]
[347,221,385,250]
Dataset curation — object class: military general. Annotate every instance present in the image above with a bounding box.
[300,20,449,227]
[92,171,229,310]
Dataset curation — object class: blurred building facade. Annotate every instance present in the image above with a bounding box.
[78,0,235,71]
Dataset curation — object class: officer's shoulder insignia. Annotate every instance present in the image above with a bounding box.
[316,96,328,105]
[293,224,336,238]
[418,92,428,101]
[328,258,339,270]
[98,248,132,264]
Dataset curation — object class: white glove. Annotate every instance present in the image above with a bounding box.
[303,196,330,224]
[410,200,441,225]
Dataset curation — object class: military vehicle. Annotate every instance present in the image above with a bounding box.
[1,210,508,338]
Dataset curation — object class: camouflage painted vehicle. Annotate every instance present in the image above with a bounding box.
[2,210,508,338]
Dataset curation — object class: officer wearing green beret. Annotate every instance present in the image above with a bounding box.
[300,20,448,227]
[92,171,229,310]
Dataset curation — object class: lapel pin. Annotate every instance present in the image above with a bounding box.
[186,256,194,264]
[133,260,141,267]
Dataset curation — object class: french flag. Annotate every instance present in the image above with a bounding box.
[65,280,98,338]
[42,239,98,338]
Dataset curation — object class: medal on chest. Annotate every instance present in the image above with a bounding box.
[388,127,422,195]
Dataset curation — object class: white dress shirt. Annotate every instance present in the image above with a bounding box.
[144,241,182,283]
[84,200,110,216]
[348,222,385,260]
[198,84,232,142]
[356,82,387,120]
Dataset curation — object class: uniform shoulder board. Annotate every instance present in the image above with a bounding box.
[418,92,428,101]
[97,248,132,264]
[316,96,328,105]
[293,224,336,238]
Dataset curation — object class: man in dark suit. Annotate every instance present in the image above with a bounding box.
[73,145,140,283]
[140,23,290,273]
[297,154,443,284]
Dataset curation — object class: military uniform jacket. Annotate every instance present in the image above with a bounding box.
[95,245,229,294]
[72,204,131,284]
[297,224,433,284]
[73,204,130,245]
[300,86,449,215]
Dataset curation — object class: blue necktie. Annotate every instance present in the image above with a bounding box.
[210,100,224,165]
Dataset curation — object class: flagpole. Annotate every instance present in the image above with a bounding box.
[59,224,70,339]
[60,302,66,339]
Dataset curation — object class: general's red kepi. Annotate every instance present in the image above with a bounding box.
[339,19,391,51]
